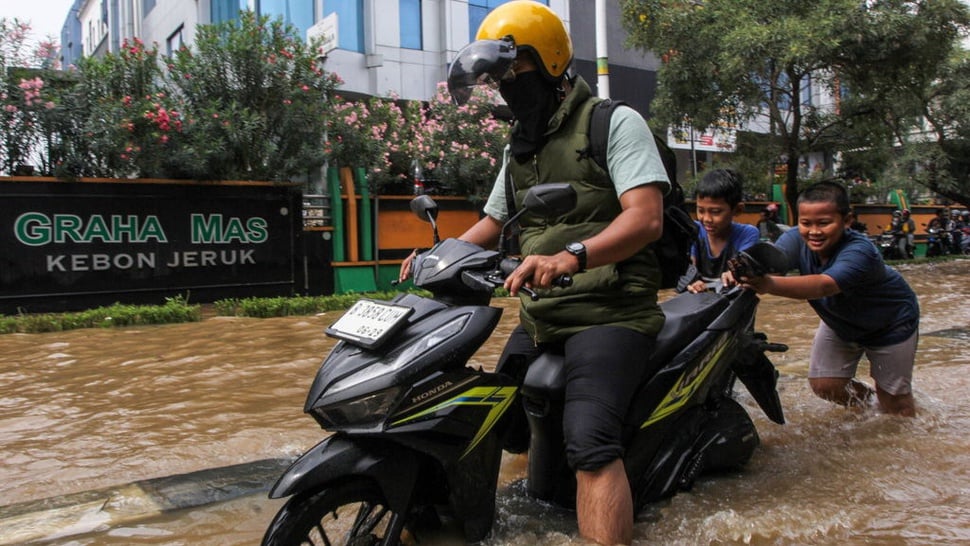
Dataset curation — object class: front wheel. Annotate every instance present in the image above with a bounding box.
[262,479,412,546]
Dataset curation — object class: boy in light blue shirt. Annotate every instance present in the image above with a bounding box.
[684,169,759,293]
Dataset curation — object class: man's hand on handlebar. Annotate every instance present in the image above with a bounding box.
[504,251,578,296]
[398,249,420,283]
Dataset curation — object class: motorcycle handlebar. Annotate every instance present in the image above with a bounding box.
[498,257,574,292]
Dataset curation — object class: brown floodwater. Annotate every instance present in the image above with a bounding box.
[1,260,968,545]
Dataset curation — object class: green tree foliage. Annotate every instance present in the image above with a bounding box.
[620,0,970,213]
[854,43,970,208]
[2,13,339,181]
[166,12,340,180]
[2,12,507,198]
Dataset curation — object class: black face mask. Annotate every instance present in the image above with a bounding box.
[500,71,560,161]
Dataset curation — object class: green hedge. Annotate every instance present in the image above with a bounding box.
[0,296,202,334]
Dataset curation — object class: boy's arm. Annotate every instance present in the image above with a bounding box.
[741,273,841,300]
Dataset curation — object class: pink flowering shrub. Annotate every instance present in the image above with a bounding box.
[418,84,508,201]
[0,18,62,175]
[325,84,508,199]
[326,93,425,193]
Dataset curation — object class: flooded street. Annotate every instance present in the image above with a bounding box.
[1,260,968,545]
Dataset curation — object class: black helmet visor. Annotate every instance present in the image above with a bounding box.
[447,38,516,105]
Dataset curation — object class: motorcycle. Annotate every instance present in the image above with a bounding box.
[875,228,908,260]
[925,225,952,257]
[261,184,789,545]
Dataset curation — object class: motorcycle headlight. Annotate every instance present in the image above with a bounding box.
[325,314,471,398]
[311,386,402,428]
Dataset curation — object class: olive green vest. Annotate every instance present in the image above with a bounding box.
[509,76,665,343]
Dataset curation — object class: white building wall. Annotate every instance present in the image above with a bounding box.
[78,0,108,56]
[316,0,570,102]
[141,0,203,56]
[75,0,569,102]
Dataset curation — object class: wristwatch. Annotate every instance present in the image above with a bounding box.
[565,241,587,272]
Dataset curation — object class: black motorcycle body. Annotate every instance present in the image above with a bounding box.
[876,230,907,260]
[262,185,787,545]
[925,226,949,257]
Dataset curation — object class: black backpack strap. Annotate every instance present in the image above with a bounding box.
[588,98,623,174]
[504,148,517,219]
[588,98,678,188]
[502,148,522,253]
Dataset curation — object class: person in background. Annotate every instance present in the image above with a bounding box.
[758,203,784,242]
[731,181,918,417]
[926,208,949,234]
[960,210,970,255]
[848,208,868,234]
[926,207,953,256]
[683,169,759,293]
[403,2,670,543]
[949,209,964,253]
[899,209,916,258]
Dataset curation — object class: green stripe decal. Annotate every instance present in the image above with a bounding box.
[640,334,730,429]
[391,386,518,459]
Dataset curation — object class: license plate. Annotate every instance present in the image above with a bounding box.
[325,299,413,349]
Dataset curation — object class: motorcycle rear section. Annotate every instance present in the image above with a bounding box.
[519,287,786,510]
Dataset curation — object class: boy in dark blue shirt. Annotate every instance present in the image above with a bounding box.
[734,181,919,416]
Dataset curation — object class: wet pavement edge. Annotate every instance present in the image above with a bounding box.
[0,458,293,545]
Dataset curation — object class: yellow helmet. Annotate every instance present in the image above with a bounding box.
[475,1,572,81]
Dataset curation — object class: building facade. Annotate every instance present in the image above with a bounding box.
[56,1,662,108]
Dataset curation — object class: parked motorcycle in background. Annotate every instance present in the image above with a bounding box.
[874,227,908,260]
[261,184,789,546]
[924,224,952,257]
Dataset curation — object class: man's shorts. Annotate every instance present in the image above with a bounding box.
[496,324,657,472]
[809,320,917,395]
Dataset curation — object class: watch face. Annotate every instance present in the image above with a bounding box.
[567,242,585,254]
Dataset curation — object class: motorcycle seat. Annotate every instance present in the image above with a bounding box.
[652,291,730,364]
[521,291,729,400]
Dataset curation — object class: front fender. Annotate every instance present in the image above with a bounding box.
[269,435,420,513]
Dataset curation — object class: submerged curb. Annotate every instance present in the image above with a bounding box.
[0,458,292,545]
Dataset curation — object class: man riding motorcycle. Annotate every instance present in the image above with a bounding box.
[403,2,669,543]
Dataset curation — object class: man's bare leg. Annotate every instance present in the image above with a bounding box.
[576,458,633,545]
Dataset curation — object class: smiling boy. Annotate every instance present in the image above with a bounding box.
[686,169,760,293]
[736,181,919,416]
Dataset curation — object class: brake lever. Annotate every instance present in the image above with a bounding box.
[520,287,540,301]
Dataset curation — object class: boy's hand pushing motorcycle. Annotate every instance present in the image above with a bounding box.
[727,250,774,294]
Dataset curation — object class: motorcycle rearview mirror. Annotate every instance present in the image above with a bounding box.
[410,194,441,244]
[499,183,577,255]
[741,242,790,275]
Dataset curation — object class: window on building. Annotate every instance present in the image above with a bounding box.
[400,0,422,50]
[324,0,365,53]
[166,25,184,56]
[211,0,247,25]
[260,0,314,36]
[144,0,156,15]
[468,0,548,42]
[800,74,812,107]
[211,0,314,39]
